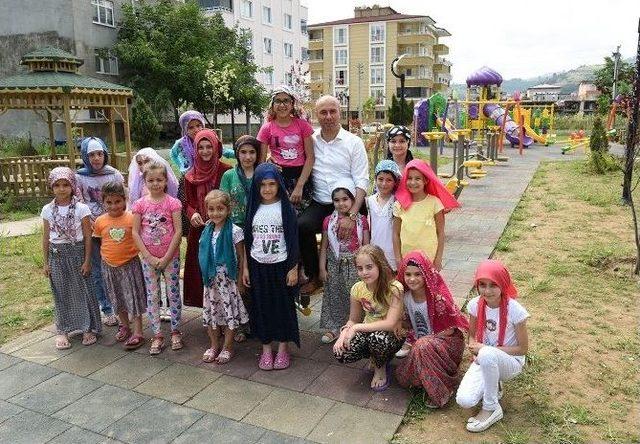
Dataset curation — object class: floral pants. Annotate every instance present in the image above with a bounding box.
[141,256,182,336]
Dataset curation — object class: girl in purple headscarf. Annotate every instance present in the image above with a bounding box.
[170,110,207,174]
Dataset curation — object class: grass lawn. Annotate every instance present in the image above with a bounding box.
[395,159,640,443]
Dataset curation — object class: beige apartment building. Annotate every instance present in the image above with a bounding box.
[307,5,452,122]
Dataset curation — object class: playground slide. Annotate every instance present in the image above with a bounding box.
[435,117,459,141]
[523,124,547,145]
[483,104,533,147]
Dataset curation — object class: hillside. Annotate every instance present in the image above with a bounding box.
[451,58,632,96]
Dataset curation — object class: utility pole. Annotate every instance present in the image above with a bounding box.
[357,63,364,120]
[612,45,621,100]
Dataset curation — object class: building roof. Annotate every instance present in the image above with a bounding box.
[309,13,437,28]
[20,46,84,67]
[528,84,562,90]
[0,71,132,92]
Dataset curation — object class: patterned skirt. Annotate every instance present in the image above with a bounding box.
[320,250,358,330]
[281,165,313,214]
[395,329,466,407]
[48,242,101,334]
[101,256,147,317]
[248,258,300,347]
[203,268,249,330]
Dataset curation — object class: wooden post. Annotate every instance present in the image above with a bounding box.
[47,110,56,158]
[62,95,75,168]
[107,108,118,170]
[122,101,132,168]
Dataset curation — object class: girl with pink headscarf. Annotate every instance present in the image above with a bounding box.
[456,259,530,433]
[41,167,101,350]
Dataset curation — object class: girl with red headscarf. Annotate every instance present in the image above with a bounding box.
[394,251,468,407]
[392,159,458,271]
[456,259,530,433]
[183,130,231,307]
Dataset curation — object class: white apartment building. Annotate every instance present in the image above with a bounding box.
[198,0,309,124]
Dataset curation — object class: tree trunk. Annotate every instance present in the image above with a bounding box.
[230,105,236,142]
[622,18,640,204]
[245,103,251,134]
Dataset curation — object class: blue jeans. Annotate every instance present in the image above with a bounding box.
[91,237,113,315]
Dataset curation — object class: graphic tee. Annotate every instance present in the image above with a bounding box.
[93,212,139,266]
[250,201,287,263]
[257,118,314,167]
[404,292,433,338]
[131,195,182,258]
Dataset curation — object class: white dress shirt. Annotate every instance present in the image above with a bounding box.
[312,128,369,204]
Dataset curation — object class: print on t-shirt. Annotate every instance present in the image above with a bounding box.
[280,134,301,161]
[253,224,284,255]
[414,310,432,337]
[143,213,168,246]
[109,227,126,242]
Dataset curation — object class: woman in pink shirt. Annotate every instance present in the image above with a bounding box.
[257,85,315,213]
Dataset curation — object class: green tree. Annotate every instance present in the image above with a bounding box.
[589,115,611,174]
[131,97,159,147]
[362,96,376,122]
[594,56,635,106]
[387,94,413,125]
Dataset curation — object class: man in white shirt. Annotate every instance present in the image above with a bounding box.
[299,95,369,299]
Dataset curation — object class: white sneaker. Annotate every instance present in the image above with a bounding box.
[160,307,171,322]
[466,405,503,432]
[395,342,411,358]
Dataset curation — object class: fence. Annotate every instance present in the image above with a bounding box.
[0,155,82,198]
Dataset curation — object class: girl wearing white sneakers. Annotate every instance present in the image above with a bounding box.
[456,259,529,433]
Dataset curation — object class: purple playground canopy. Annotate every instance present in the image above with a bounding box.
[466,66,503,87]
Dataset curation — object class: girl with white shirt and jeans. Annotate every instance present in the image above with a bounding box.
[456,259,530,433]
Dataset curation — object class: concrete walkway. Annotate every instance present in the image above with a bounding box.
[0,145,573,443]
[0,216,41,237]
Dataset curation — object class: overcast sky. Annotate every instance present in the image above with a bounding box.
[305,0,640,83]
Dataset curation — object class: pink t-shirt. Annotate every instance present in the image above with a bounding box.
[131,195,182,258]
[257,117,314,167]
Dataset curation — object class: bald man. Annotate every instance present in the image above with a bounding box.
[298,96,369,300]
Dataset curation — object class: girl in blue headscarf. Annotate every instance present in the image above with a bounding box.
[75,136,124,326]
[243,163,300,371]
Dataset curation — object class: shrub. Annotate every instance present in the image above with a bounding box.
[131,98,160,147]
[589,116,614,174]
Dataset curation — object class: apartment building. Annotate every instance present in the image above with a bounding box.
[198,0,309,118]
[307,5,452,122]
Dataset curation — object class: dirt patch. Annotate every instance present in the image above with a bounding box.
[395,160,639,443]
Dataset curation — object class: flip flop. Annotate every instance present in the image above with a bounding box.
[55,335,71,350]
[372,362,392,392]
[81,332,97,346]
[124,334,144,350]
[321,330,339,344]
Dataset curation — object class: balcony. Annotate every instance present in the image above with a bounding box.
[405,77,433,88]
[433,43,449,55]
[309,39,323,51]
[397,31,435,45]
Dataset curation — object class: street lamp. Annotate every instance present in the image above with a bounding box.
[337,87,349,124]
[391,54,408,124]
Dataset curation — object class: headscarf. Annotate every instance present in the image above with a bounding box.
[233,135,262,194]
[76,137,118,176]
[397,251,469,334]
[48,167,82,241]
[473,259,518,347]
[185,129,228,217]
[386,125,414,164]
[199,218,238,283]
[327,178,363,257]
[396,159,460,212]
[127,147,179,203]
[268,85,303,121]
[243,163,299,271]
[374,159,402,180]
[178,110,207,169]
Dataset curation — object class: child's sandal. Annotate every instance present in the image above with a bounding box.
[149,335,164,355]
[124,334,144,350]
[82,332,97,346]
[215,349,233,365]
[55,334,71,350]
[234,331,247,343]
[202,347,219,363]
[170,331,183,351]
[115,325,131,342]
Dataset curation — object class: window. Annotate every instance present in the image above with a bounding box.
[263,37,272,54]
[405,68,413,77]
[284,13,292,30]
[198,0,233,11]
[371,87,385,106]
[301,47,308,61]
[370,23,384,43]
[370,46,384,64]
[262,6,271,24]
[95,50,118,75]
[241,0,252,18]
[284,72,293,85]
[89,109,107,120]
[334,49,347,65]
[375,110,386,120]
[335,68,347,85]
[333,27,347,45]
[265,71,274,85]
[92,0,114,27]
[370,67,383,85]
[300,19,308,34]
[284,42,293,58]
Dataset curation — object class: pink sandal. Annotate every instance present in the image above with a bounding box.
[202,348,219,363]
[115,325,131,342]
[273,351,291,370]
[216,349,233,365]
[124,334,144,350]
[258,350,274,370]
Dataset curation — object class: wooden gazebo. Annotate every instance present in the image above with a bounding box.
[0,47,133,197]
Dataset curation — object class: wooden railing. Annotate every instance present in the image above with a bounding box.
[0,155,85,198]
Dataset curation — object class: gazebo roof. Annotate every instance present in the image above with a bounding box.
[0,45,132,95]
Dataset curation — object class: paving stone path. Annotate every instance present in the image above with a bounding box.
[0,145,576,443]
